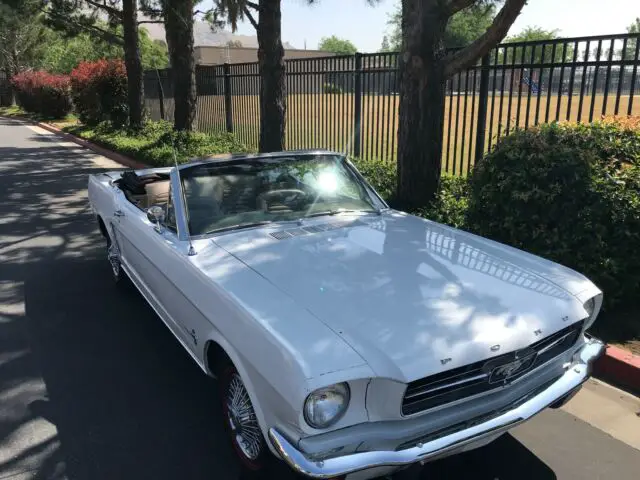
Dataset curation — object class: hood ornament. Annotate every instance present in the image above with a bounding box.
[490,344,501,352]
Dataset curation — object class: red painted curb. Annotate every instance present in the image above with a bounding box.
[593,344,640,394]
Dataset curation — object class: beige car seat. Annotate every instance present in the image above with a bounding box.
[127,180,171,209]
[142,180,171,209]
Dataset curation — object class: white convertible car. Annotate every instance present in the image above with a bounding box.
[88,150,605,479]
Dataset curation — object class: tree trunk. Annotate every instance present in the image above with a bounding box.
[396,0,448,209]
[257,0,286,152]
[3,67,16,106]
[165,0,196,131]
[122,0,144,129]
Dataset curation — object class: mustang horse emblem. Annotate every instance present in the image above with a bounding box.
[489,353,537,383]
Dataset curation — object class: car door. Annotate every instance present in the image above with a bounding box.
[111,176,196,351]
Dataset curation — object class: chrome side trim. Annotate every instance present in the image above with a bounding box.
[268,338,604,479]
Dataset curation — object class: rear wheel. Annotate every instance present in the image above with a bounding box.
[105,234,126,284]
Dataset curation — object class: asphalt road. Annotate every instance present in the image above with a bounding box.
[0,117,639,480]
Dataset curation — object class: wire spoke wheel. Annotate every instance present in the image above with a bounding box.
[225,373,262,462]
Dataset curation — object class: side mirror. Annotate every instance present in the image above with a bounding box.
[147,205,165,233]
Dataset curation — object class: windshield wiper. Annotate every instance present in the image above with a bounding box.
[205,220,274,235]
[304,208,380,219]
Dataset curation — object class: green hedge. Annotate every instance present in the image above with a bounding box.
[467,122,640,309]
[64,121,248,166]
[350,157,397,202]
[349,157,468,227]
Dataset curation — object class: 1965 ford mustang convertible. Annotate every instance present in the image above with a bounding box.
[88,150,605,479]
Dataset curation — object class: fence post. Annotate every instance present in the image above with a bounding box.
[353,52,362,158]
[474,54,491,165]
[223,63,233,133]
[157,73,165,121]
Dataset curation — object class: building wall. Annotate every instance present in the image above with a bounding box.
[194,46,335,65]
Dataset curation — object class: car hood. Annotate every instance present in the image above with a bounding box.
[212,211,598,382]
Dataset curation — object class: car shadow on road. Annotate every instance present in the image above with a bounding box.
[417,432,556,479]
[19,256,241,479]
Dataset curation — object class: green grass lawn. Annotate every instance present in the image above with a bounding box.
[63,121,247,167]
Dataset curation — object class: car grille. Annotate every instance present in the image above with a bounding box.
[401,321,584,416]
[395,375,562,451]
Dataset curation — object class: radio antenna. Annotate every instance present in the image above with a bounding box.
[154,68,196,256]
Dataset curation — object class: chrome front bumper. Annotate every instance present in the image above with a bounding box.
[268,338,605,479]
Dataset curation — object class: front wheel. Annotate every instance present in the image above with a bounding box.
[219,365,270,475]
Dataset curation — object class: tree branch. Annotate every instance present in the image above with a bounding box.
[443,0,526,77]
[44,8,125,45]
[243,6,258,31]
[246,1,260,10]
[141,8,164,16]
[138,19,164,24]
[447,0,476,15]
[77,22,126,45]
[84,0,123,19]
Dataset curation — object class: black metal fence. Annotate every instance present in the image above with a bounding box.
[144,32,640,174]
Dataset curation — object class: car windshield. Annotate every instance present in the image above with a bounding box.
[180,154,380,236]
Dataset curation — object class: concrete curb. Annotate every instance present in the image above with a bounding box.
[593,344,640,395]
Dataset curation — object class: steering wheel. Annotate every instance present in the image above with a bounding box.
[258,189,308,211]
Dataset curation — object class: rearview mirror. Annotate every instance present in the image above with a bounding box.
[147,205,165,233]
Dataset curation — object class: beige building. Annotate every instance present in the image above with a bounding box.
[194,46,334,65]
[143,19,333,65]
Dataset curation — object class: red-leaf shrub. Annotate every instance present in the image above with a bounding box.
[11,70,72,118]
[70,59,128,126]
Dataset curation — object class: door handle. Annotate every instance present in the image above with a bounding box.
[114,210,125,218]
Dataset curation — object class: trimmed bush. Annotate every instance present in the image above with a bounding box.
[63,120,249,167]
[552,118,640,167]
[70,59,128,126]
[467,122,640,309]
[414,175,469,229]
[349,158,468,228]
[11,70,72,118]
[350,157,397,201]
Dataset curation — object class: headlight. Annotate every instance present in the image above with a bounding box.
[303,383,350,429]
[583,294,602,329]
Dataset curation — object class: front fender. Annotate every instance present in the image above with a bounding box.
[202,332,299,458]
